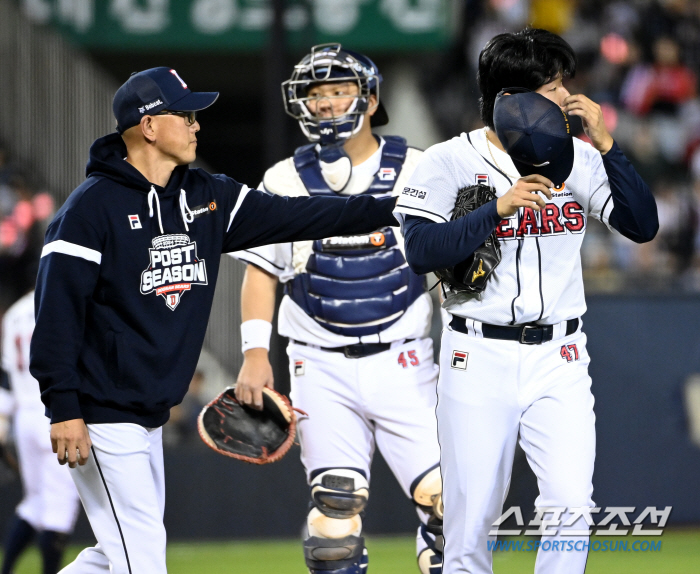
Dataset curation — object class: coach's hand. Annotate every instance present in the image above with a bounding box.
[51,418,91,468]
[236,348,274,411]
[562,94,614,155]
[497,175,553,217]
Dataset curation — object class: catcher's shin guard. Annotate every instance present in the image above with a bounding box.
[304,536,368,574]
[413,467,443,574]
[418,524,443,574]
[305,469,370,574]
[311,469,369,518]
[412,466,443,536]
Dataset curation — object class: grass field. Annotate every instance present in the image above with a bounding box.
[3,530,699,573]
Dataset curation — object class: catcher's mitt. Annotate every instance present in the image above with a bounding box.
[198,387,301,464]
[435,184,501,293]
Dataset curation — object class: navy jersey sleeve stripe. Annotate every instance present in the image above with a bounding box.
[600,193,613,222]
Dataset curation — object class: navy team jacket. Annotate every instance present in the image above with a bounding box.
[30,133,398,427]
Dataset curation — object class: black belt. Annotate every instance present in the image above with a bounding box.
[293,339,415,359]
[450,316,579,345]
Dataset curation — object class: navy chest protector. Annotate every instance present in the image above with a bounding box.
[287,136,425,337]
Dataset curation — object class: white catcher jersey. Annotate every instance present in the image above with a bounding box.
[2,291,42,412]
[231,138,432,347]
[394,129,615,326]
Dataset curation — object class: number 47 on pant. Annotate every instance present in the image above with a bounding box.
[560,344,579,362]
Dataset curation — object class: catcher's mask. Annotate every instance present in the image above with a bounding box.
[282,43,388,145]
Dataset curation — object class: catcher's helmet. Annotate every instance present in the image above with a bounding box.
[282,43,388,144]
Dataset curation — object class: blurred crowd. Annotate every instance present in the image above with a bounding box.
[0,145,54,314]
[431,0,700,292]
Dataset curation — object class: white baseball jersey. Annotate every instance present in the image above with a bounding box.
[394,128,615,326]
[231,137,433,347]
[2,291,81,534]
[2,291,42,412]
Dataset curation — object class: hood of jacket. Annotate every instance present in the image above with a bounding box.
[85,133,188,196]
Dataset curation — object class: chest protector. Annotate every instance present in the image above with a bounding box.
[286,136,425,337]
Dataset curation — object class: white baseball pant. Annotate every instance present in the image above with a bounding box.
[289,337,440,492]
[437,327,595,574]
[14,408,81,533]
[60,423,166,574]
[289,337,442,559]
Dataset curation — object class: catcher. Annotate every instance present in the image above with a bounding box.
[226,44,445,574]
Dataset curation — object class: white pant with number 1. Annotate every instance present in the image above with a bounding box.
[437,327,596,574]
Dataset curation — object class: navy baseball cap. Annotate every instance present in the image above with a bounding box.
[493,88,574,187]
[113,67,219,134]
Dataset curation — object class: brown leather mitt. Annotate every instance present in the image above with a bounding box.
[197,386,299,464]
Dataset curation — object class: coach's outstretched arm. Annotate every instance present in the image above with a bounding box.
[29,211,97,468]
[220,179,398,253]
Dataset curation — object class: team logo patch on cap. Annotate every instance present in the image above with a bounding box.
[294,360,305,376]
[128,215,142,229]
[451,350,468,370]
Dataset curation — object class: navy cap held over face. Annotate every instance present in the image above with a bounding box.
[112,67,219,134]
[493,88,574,187]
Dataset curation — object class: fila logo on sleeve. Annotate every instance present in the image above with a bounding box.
[129,215,142,229]
[294,360,305,376]
[476,174,489,186]
[451,350,468,370]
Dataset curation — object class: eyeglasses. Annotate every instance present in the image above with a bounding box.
[155,110,197,126]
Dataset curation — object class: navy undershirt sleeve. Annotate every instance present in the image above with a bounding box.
[402,200,503,275]
[603,141,658,243]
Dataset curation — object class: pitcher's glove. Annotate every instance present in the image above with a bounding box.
[435,184,501,293]
[198,387,302,464]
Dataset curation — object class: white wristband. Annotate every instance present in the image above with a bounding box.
[241,319,273,353]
